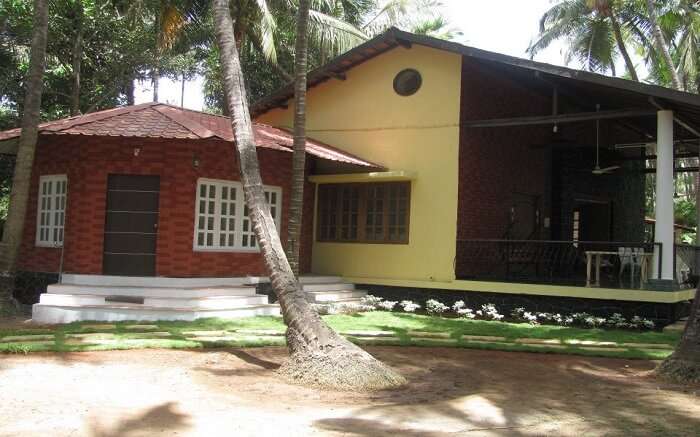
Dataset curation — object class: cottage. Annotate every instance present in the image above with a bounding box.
[0,103,379,322]
[2,28,699,323]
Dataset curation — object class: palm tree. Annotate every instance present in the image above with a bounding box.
[0,0,49,315]
[645,0,683,89]
[673,1,700,92]
[287,0,311,275]
[658,293,700,382]
[212,0,405,390]
[528,0,639,81]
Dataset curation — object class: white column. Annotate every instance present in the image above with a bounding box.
[653,110,675,281]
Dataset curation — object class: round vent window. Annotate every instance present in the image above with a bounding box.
[393,69,422,96]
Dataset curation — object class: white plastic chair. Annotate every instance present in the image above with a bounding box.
[618,247,643,286]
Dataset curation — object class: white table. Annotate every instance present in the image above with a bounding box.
[585,250,652,289]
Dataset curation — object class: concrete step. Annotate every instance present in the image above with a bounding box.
[40,293,269,309]
[298,276,343,284]
[59,274,266,288]
[32,303,280,324]
[47,284,257,298]
[301,282,355,292]
[305,290,367,303]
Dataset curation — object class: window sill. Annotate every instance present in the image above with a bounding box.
[193,247,262,254]
[35,243,63,248]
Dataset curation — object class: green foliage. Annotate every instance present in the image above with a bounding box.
[531,0,700,90]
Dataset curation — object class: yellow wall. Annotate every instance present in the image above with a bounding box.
[257,45,462,281]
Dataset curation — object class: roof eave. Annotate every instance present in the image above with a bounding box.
[252,27,700,116]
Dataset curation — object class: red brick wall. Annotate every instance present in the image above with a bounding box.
[458,57,552,240]
[17,135,314,277]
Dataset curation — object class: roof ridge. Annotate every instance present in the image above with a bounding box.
[41,102,161,133]
[154,102,231,120]
[151,105,222,140]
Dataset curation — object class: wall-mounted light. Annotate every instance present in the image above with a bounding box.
[193,154,200,168]
[133,147,141,157]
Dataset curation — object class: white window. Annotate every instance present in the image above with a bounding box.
[36,174,67,247]
[194,178,281,251]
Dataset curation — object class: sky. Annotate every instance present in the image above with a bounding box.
[134,0,582,111]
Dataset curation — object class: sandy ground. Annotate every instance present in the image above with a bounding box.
[0,347,698,437]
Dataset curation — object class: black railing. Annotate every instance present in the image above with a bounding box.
[456,239,659,289]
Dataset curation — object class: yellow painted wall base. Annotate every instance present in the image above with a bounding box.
[342,277,696,304]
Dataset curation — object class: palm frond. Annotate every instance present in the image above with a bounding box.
[254,0,278,63]
[308,9,368,59]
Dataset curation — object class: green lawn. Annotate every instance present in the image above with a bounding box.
[0,312,681,360]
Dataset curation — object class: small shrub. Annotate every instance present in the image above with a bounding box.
[476,303,504,321]
[377,300,398,311]
[606,313,629,329]
[522,311,539,325]
[425,299,449,316]
[453,300,476,319]
[360,295,383,309]
[400,300,421,313]
[629,316,655,330]
[583,316,607,328]
[510,307,526,321]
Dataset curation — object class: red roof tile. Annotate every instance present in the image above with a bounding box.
[0,103,382,169]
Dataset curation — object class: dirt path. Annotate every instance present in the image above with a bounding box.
[0,347,698,436]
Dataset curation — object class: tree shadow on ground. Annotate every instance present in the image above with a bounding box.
[227,348,281,369]
[88,402,190,437]
[309,347,700,436]
[192,348,282,377]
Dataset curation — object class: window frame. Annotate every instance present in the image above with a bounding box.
[35,174,68,248]
[193,178,282,253]
[316,182,411,245]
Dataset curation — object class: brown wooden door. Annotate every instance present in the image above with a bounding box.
[103,175,160,276]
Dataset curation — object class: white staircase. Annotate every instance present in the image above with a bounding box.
[32,274,280,324]
[299,276,368,306]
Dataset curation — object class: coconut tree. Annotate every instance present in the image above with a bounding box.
[528,0,639,80]
[645,0,683,90]
[658,293,700,382]
[286,0,311,275]
[0,0,49,315]
[212,0,405,390]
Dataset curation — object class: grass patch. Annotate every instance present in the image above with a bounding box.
[0,312,681,359]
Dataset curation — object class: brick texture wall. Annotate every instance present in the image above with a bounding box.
[458,57,552,240]
[17,135,315,276]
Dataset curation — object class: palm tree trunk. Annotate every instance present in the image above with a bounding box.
[70,0,83,116]
[126,77,135,106]
[286,0,310,275]
[658,290,700,382]
[0,0,49,315]
[181,73,185,107]
[609,11,638,81]
[212,0,405,391]
[646,0,683,90]
[152,67,160,102]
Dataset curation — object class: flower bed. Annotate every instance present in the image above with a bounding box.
[324,296,658,331]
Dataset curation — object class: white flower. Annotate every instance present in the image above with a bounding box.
[426,299,449,315]
[400,300,421,313]
[377,300,397,311]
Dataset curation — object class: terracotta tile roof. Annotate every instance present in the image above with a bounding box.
[0,102,382,169]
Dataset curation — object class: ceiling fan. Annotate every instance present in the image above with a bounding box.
[591,106,620,175]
